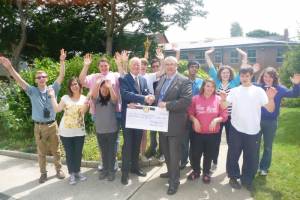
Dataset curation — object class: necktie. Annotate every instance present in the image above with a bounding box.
[134,76,141,94]
[160,78,171,100]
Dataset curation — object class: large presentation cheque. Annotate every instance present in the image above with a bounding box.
[125,105,169,132]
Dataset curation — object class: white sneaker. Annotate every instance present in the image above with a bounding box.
[211,163,217,171]
[260,170,268,176]
[75,172,87,181]
[69,174,77,185]
[98,163,103,171]
[158,155,165,162]
[140,155,149,162]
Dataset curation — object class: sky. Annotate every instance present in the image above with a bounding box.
[164,0,300,42]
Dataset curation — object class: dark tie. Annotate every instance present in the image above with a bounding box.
[134,76,141,94]
[159,78,171,100]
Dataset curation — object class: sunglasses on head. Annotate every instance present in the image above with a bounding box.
[35,75,47,80]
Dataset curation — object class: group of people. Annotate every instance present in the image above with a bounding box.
[0,45,299,195]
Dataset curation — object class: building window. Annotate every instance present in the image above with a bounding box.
[180,52,189,60]
[194,50,205,64]
[214,49,222,64]
[276,48,284,63]
[230,50,239,64]
[247,49,256,63]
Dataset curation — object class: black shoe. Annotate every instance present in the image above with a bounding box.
[179,162,188,170]
[130,169,147,177]
[39,173,47,184]
[107,172,115,181]
[99,171,108,180]
[229,178,242,189]
[242,182,255,192]
[121,173,129,185]
[159,172,169,178]
[167,184,179,195]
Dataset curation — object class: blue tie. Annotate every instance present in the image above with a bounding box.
[159,78,171,101]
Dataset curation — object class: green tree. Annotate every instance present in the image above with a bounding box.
[280,45,300,87]
[246,29,280,38]
[230,22,243,37]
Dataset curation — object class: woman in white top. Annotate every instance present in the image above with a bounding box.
[49,77,89,185]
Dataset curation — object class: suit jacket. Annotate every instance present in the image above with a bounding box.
[155,73,192,136]
[119,73,150,125]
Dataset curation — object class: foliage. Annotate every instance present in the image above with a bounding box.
[279,45,300,87]
[281,98,300,108]
[254,108,300,200]
[246,29,281,38]
[230,22,243,37]
[178,60,209,79]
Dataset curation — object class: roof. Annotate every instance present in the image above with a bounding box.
[164,37,300,51]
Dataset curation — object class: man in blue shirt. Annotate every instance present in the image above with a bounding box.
[180,61,203,169]
[0,49,66,184]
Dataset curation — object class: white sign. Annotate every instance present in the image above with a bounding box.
[125,105,169,132]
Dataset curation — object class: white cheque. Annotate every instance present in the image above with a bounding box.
[125,105,169,132]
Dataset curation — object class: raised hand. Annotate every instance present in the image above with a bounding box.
[114,52,122,66]
[84,53,92,66]
[205,47,215,55]
[290,74,300,85]
[236,48,247,56]
[121,50,129,63]
[266,87,278,99]
[156,47,164,60]
[60,49,67,61]
[171,43,180,52]
[0,56,13,71]
[253,63,261,73]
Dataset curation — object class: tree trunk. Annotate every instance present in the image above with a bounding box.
[105,34,113,55]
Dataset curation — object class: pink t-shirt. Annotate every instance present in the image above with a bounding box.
[188,94,228,134]
[84,72,121,114]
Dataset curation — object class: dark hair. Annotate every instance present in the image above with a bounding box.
[199,78,216,95]
[98,81,111,106]
[151,59,160,67]
[67,77,82,97]
[187,60,200,69]
[239,66,254,76]
[257,67,279,86]
[217,65,235,81]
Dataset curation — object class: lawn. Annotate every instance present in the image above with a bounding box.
[254,107,300,200]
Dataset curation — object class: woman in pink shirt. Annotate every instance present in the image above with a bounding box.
[187,79,228,183]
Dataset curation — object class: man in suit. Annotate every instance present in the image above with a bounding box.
[155,56,192,195]
[119,57,155,185]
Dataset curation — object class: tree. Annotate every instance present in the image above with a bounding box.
[280,45,300,87]
[230,22,243,37]
[246,29,280,38]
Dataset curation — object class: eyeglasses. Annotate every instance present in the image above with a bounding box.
[35,76,47,80]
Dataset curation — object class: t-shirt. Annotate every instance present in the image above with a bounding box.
[191,78,203,96]
[142,73,157,94]
[94,98,118,134]
[227,85,268,135]
[84,72,121,114]
[59,95,87,137]
[25,81,60,122]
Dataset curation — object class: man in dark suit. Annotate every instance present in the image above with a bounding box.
[119,57,155,185]
[155,56,192,195]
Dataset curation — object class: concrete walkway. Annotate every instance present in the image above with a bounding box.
[0,142,252,200]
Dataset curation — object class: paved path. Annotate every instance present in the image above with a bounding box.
[0,141,252,200]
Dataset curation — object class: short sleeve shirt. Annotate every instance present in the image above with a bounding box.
[25,81,60,122]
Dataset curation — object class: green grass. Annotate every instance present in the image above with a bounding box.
[254,107,300,200]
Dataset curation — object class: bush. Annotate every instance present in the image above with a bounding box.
[281,98,300,108]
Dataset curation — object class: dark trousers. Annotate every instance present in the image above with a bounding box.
[190,132,218,175]
[96,132,118,173]
[60,136,85,174]
[159,133,182,186]
[149,130,162,155]
[121,127,143,172]
[181,121,192,166]
[226,126,260,185]
[213,117,231,164]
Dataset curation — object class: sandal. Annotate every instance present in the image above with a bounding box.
[202,174,211,184]
[187,171,200,181]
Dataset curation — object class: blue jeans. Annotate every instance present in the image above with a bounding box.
[259,119,278,171]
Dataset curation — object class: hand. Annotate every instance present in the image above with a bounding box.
[156,47,164,60]
[0,56,13,71]
[209,118,218,132]
[158,101,166,108]
[114,51,122,66]
[60,49,67,61]
[84,53,92,66]
[145,95,155,105]
[78,107,85,116]
[171,43,180,52]
[266,87,278,99]
[253,63,261,73]
[192,118,201,133]
[205,47,215,55]
[105,80,113,89]
[290,74,300,85]
[47,88,55,98]
[219,90,227,102]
